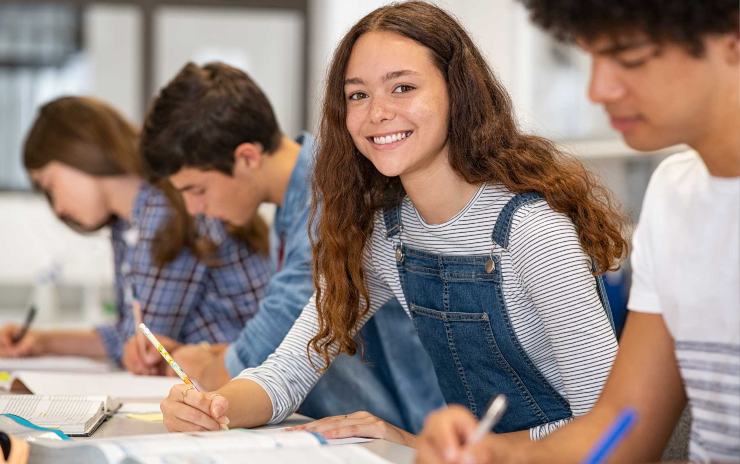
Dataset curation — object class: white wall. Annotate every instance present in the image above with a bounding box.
[306,0,525,131]
[86,4,142,122]
[0,194,113,323]
[155,6,303,136]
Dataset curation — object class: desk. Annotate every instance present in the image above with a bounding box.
[90,407,415,464]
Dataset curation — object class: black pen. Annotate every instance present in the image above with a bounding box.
[12,305,37,344]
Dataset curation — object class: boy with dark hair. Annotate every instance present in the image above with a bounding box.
[135,62,444,434]
[416,1,739,462]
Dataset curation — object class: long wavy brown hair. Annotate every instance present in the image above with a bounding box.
[23,96,268,266]
[309,1,628,366]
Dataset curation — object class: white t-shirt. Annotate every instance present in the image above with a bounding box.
[629,150,740,462]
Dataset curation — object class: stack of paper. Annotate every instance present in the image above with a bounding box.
[0,356,114,373]
[12,371,179,400]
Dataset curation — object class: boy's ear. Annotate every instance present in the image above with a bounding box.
[233,142,264,172]
[723,30,740,65]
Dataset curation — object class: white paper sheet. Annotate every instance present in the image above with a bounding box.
[69,430,391,464]
[257,426,374,445]
[13,371,179,399]
[134,445,390,464]
[0,356,114,373]
[117,402,162,414]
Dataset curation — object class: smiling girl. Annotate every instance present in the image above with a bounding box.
[160,1,627,445]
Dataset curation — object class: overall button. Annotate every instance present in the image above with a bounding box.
[485,258,495,273]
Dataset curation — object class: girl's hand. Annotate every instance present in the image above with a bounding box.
[290,411,418,447]
[160,383,230,432]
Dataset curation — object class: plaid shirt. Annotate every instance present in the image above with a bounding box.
[96,182,271,363]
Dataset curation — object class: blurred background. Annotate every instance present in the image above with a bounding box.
[0,0,680,333]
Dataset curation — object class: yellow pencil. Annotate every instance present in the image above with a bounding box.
[137,323,228,430]
[137,322,198,390]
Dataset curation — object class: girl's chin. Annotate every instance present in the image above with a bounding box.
[362,156,405,178]
[372,164,406,179]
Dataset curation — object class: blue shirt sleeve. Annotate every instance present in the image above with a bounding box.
[224,206,315,377]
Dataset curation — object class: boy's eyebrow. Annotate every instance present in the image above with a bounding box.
[344,69,419,86]
[594,39,654,55]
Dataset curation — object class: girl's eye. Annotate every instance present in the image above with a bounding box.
[392,84,415,93]
[347,91,368,101]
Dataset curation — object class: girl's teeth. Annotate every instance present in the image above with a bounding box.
[373,131,409,145]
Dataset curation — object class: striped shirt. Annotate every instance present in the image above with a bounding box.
[629,151,740,462]
[97,182,272,363]
[237,183,617,438]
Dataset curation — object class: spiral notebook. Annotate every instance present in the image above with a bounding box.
[0,395,118,436]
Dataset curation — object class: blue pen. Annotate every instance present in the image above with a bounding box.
[582,408,637,464]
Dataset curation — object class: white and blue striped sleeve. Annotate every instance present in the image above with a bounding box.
[508,202,618,440]
[234,247,396,424]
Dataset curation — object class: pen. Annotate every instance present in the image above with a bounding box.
[582,408,637,464]
[468,394,508,444]
[128,285,147,356]
[11,305,37,344]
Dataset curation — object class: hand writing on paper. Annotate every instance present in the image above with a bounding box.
[290,411,418,447]
[414,405,523,464]
[0,324,43,357]
[122,332,180,375]
[171,343,230,391]
[161,383,230,432]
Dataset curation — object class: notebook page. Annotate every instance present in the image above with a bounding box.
[0,395,103,424]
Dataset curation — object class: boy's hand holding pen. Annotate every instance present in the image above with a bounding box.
[121,286,180,375]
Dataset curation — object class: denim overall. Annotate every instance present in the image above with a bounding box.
[383,192,615,432]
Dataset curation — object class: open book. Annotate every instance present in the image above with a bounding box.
[27,429,392,464]
[0,395,118,436]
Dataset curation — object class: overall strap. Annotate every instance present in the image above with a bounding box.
[491,192,544,249]
[383,203,403,239]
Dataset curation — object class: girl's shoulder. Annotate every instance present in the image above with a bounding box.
[129,183,176,241]
[507,199,579,254]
